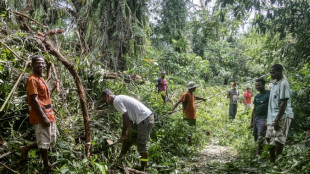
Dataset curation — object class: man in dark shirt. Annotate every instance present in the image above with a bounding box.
[251,78,270,155]
[155,71,169,103]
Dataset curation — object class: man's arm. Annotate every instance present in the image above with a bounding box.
[120,112,133,141]
[274,99,288,131]
[243,93,246,103]
[251,105,256,128]
[30,94,50,127]
[168,101,182,114]
[195,96,206,102]
[227,91,231,98]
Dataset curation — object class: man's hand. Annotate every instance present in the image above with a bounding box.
[42,116,50,127]
[54,80,59,89]
[274,118,280,131]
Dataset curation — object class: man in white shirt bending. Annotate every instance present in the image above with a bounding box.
[102,89,154,171]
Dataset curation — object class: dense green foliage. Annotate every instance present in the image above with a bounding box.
[0,0,309,173]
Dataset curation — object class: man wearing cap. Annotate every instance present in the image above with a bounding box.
[227,82,239,119]
[155,71,169,103]
[168,81,206,145]
[266,64,294,163]
[101,89,154,171]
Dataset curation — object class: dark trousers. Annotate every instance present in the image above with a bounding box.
[229,104,237,119]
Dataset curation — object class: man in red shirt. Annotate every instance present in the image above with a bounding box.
[168,81,206,145]
[243,87,253,113]
[19,55,58,172]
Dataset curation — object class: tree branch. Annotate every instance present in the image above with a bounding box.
[0,40,27,62]
[0,163,20,174]
[0,152,12,159]
[13,11,48,28]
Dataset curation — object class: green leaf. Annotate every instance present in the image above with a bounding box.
[95,162,106,174]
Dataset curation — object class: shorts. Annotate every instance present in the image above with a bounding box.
[136,114,154,153]
[266,118,291,145]
[34,122,57,149]
[253,117,267,143]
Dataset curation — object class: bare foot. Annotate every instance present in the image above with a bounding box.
[19,146,28,162]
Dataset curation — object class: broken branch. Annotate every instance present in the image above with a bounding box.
[0,40,27,62]
[13,11,48,28]
[0,163,20,174]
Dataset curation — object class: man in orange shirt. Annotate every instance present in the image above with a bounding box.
[169,81,206,145]
[19,55,58,172]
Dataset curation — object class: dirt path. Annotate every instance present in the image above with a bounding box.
[182,139,238,173]
[192,145,237,173]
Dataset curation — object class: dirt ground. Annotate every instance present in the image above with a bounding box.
[180,138,239,173]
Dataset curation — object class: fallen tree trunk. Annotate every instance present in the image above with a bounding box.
[36,34,91,157]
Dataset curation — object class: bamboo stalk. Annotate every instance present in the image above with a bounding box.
[0,61,30,112]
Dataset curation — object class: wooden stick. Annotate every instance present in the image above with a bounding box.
[0,163,20,174]
[45,62,52,83]
[13,11,48,28]
[120,164,147,174]
[0,152,12,159]
[0,40,27,62]
[51,63,60,92]
[0,61,30,112]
